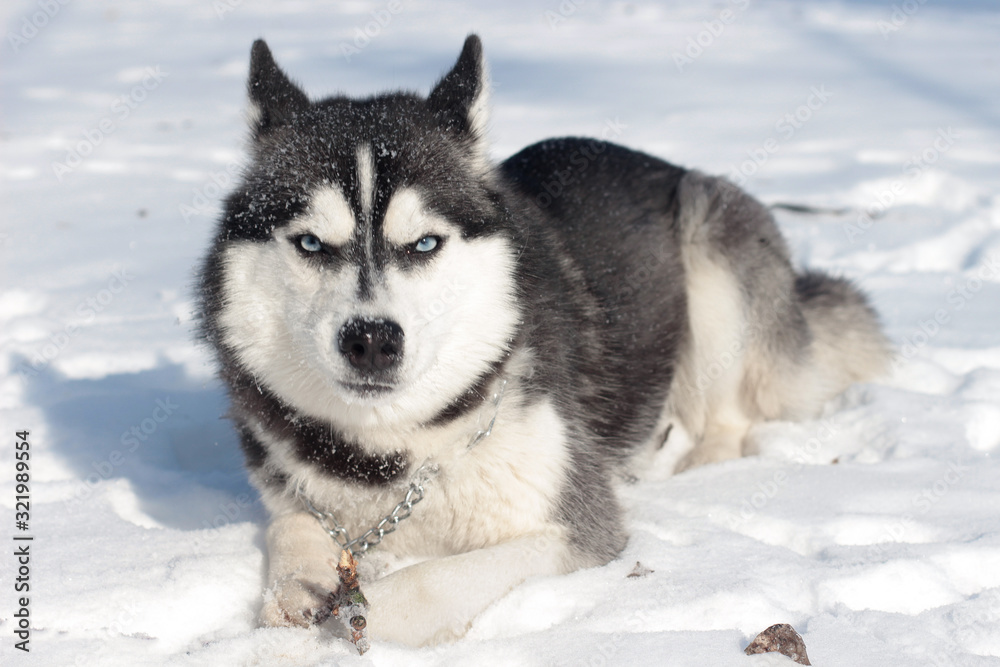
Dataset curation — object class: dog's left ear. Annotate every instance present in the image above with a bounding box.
[246,39,310,139]
[428,35,490,165]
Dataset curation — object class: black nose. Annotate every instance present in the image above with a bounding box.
[338,318,404,372]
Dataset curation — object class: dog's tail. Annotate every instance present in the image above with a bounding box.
[768,202,852,216]
[794,270,892,399]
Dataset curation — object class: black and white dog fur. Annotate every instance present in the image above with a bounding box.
[198,35,889,646]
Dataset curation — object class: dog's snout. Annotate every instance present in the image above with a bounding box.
[338,318,404,372]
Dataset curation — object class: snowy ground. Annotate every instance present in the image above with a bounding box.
[2,1,999,665]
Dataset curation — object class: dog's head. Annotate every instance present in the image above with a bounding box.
[205,36,520,427]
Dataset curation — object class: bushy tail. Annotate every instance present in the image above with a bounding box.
[794,271,892,394]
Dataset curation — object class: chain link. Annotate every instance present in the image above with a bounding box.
[300,472,429,555]
[298,378,506,557]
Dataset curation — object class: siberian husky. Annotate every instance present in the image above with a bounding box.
[198,35,889,646]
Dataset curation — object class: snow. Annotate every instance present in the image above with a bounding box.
[2,0,999,664]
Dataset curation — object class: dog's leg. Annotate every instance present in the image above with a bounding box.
[260,512,344,627]
[364,529,570,646]
[675,415,751,471]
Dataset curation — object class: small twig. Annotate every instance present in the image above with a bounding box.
[330,550,371,654]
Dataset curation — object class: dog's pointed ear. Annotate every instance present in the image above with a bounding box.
[427,35,490,164]
[246,39,309,137]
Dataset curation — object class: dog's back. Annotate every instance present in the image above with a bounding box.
[502,139,890,471]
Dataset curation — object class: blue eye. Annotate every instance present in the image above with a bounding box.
[299,234,322,253]
[414,236,439,253]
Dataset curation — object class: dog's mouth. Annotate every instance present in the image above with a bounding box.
[338,381,397,398]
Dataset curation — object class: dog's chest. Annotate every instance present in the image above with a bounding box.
[323,397,571,558]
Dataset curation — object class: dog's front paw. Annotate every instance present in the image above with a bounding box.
[260,574,339,628]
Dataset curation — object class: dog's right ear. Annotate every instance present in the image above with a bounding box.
[246,40,309,138]
[427,35,490,171]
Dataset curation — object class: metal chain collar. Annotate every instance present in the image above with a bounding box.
[298,378,507,557]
